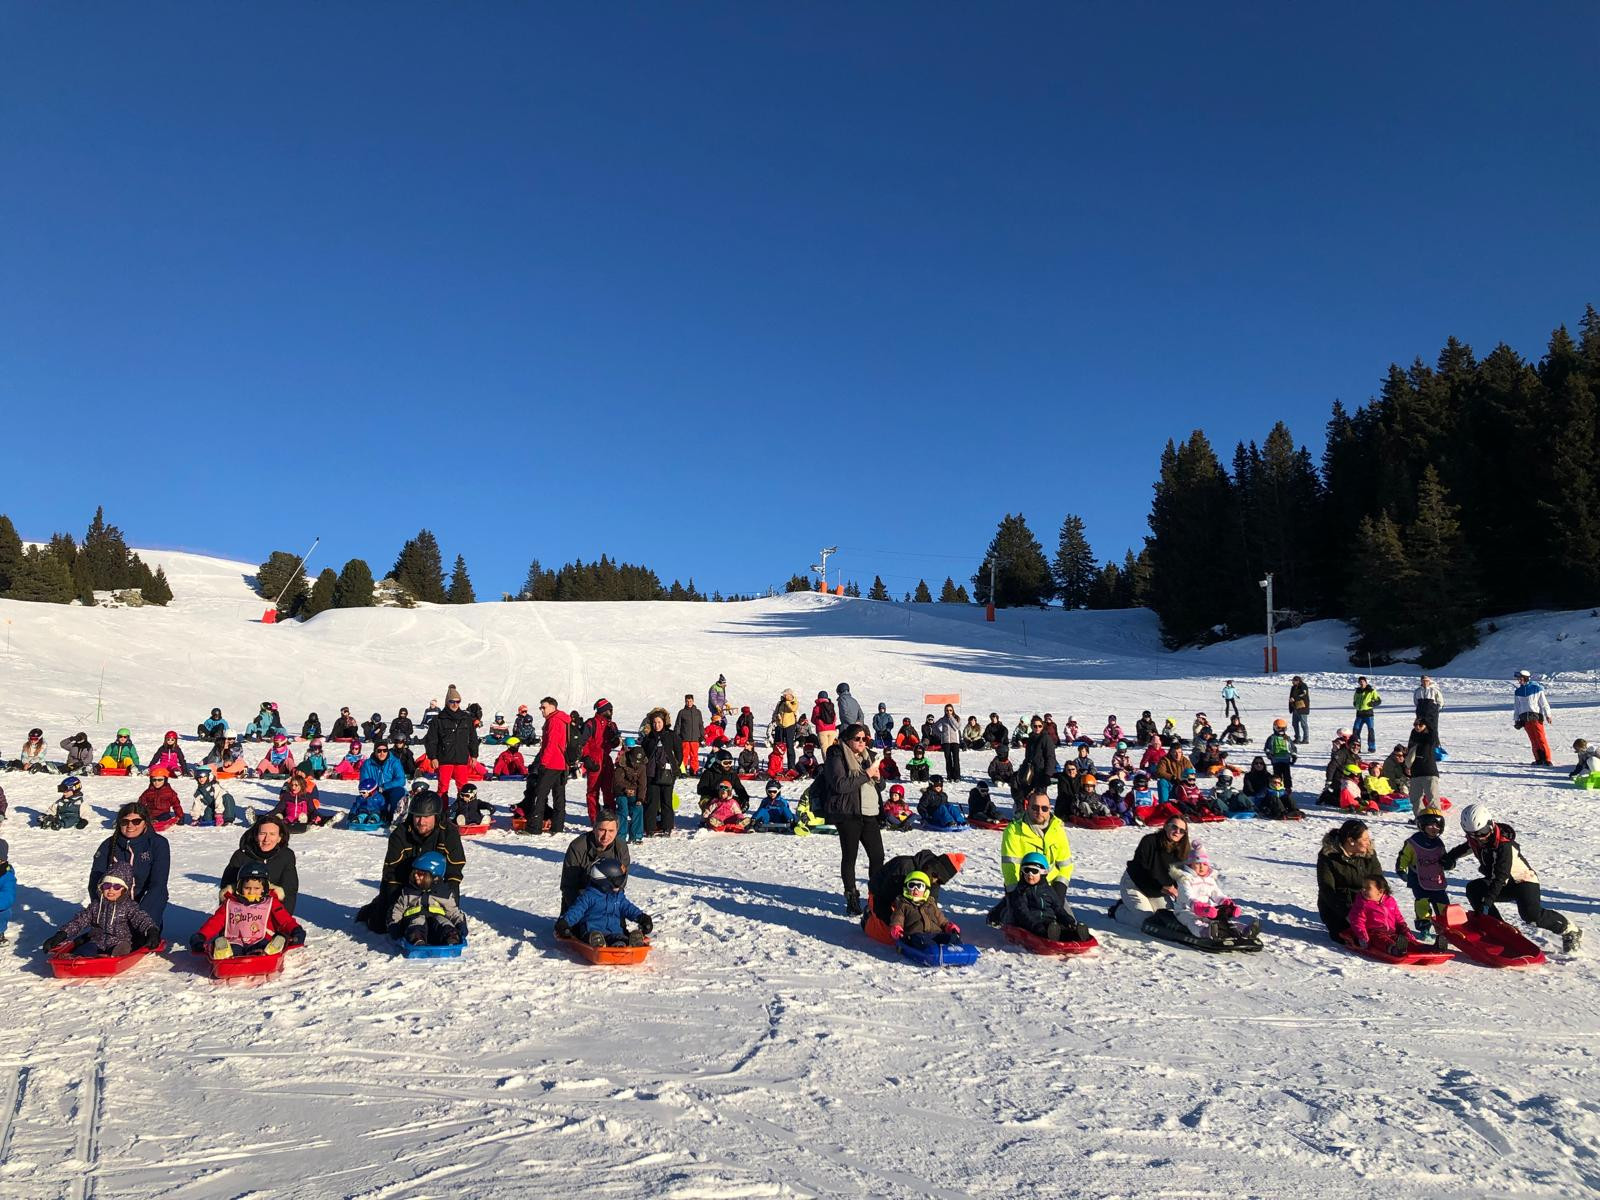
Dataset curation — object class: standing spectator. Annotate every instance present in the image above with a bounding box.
[1221,680,1240,721]
[1404,717,1441,807]
[641,708,681,837]
[935,703,962,782]
[1288,676,1311,745]
[771,689,800,769]
[674,695,705,776]
[581,700,621,823]
[1413,676,1443,733]
[812,691,839,753]
[1512,670,1554,766]
[1351,677,1381,754]
[424,686,480,805]
[1015,716,1058,799]
[836,683,865,728]
[522,698,571,831]
[819,723,884,915]
[708,674,729,720]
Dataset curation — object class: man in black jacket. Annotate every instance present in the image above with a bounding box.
[558,812,630,912]
[425,686,480,805]
[356,791,465,932]
[696,750,749,812]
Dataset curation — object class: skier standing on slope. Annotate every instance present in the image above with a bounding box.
[1512,670,1554,766]
[1413,675,1443,734]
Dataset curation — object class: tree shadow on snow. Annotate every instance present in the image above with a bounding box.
[8,881,84,968]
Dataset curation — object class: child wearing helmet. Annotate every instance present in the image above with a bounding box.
[42,776,89,830]
[191,861,303,960]
[191,767,241,827]
[1338,761,1377,813]
[1176,842,1259,943]
[556,859,650,948]
[1211,770,1251,816]
[148,731,189,777]
[387,851,467,947]
[1169,768,1209,821]
[1257,775,1299,820]
[138,769,186,831]
[453,783,492,827]
[906,746,932,784]
[17,728,47,772]
[1109,741,1133,774]
[1262,720,1296,793]
[1570,738,1600,786]
[485,713,510,745]
[298,737,328,779]
[876,749,900,783]
[1395,808,1451,946]
[1068,774,1113,821]
[991,851,1090,943]
[795,744,820,779]
[1443,805,1582,954]
[43,864,161,958]
[255,735,296,779]
[879,783,914,832]
[888,870,961,949]
[751,781,797,833]
[704,782,752,832]
[1103,777,1138,825]
[492,739,527,779]
[99,728,141,773]
[918,777,966,830]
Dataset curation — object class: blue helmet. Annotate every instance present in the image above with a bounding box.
[59,776,82,792]
[412,851,447,879]
[1020,852,1050,874]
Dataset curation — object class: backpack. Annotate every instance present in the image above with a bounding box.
[815,699,836,725]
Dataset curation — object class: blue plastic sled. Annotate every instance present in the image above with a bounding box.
[393,935,466,959]
[1388,795,1413,812]
[1435,746,1449,762]
[897,939,979,967]
[1226,809,1257,819]
[919,820,967,832]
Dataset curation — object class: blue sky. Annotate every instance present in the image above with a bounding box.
[4,4,1597,599]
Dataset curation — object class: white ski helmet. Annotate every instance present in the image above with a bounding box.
[1460,803,1494,836]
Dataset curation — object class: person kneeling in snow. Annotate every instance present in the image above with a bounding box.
[889,870,961,949]
[751,781,796,832]
[556,859,650,948]
[388,852,467,947]
[43,864,161,958]
[190,861,303,960]
[1176,842,1259,942]
[703,781,752,832]
[993,852,1089,942]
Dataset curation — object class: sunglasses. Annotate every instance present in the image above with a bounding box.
[1165,826,1187,837]
[1028,803,1051,812]
[375,747,388,754]
[1020,866,1046,876]
[119,817,146,827]
[848,735,868,743]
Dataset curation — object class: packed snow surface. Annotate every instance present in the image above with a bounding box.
[0,551,1597,1199]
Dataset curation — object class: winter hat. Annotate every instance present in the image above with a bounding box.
[837,683,850,694]
[99,863,135,893]
[445,685,462,704]
[1185,842,1210,868]
[594,698,612,714]
[817,691,829,700]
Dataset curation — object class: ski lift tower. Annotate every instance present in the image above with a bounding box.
[812,546,838,592]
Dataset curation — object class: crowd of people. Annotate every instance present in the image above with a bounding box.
[0,668,1586,965]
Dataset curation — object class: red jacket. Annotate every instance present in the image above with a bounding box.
[539,710,572,772]
[494,749,526,777]
[581,714,617,770]
[138,784,185,830]
[197,892,301,944]
[811,699,837,732]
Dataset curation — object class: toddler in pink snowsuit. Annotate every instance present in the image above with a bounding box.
[1346,875,1415,955]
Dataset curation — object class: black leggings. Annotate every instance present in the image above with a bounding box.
[645,782,675,833]
[1468,879,1570,934]
[523,767,566,826]
[835,814,884,894]
[943,745,961,780]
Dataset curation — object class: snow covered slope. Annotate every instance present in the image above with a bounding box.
[0,552,1596,1199]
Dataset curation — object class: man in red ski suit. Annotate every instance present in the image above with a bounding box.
[581,699,621,824]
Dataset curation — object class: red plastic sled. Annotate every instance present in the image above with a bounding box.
[556,933,651,965]
[199,945,300,979]
[1069,815,1123,830]
[1192,811,1227,823]
[706,824,750,834]
[48,941,165,978]
[1003,925,1099,955]
[457,823,491,837]
[97,767,132,777]
[1441,904,1546,968]
[1339,934,1454,967]
[969,818,1009,830]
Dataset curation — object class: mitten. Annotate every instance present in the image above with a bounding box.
[637,913,653,935]
[944,922,960,936]
[143,928,163,951]
[188,933,206,954]
[286,926,306,947]
[265,935,287,955]
[554,919,572,939]
[1193,902,1218,920]
[889,925,905,941]
[42,931,68,952]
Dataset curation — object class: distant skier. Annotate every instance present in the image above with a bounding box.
[1512,670,1554,766]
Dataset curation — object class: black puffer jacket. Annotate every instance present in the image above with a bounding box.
[996,879,1073,930]
[1125,831,1188,898]
[424,707,479,765]
[220,816,300,913]
[1317,847,1383,935]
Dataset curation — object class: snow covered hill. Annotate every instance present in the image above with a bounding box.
[0,551,1596,1199]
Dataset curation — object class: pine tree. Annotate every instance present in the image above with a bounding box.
[81,506,134,590]
[783,574,812,593]
[1086,562,1123,609]
[843,580,861,598]
[0,514,22,593]
[142,565,173,606]
[334,558,377,608]
[303,567,337,616]
[937,576,962,603]
[256,551,308,618]
[1122,547,1151,607]
[6,545,75,603]
[446,555,476,604]
[1404,467,1479,664]
[1146,433,1233,644]
[391,530,447,604]
[1532,373,1600,605]
[1051,515,1097,608]
[869,575,890,600]
[913,579,933,603]
[70,546,96,605]
[971,514,1053,607]
[1347,513,1413,658]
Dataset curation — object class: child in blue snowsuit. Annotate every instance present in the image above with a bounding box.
[918,777,966,829]
[0,839,13,944]
[751,782,796,832]
[556,860,652,948]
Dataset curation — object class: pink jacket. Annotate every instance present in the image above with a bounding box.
[1346,893,1405,945]
[706,797,745,827]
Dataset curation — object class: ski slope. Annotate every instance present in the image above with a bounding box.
[0,551,1597,1199]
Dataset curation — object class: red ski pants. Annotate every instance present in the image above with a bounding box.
[1525,719,1552,765]
[584,761,614,824]
[681,741,700,774]
[436,762,472,801]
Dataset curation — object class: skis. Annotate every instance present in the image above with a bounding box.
[1440,905,1546,968]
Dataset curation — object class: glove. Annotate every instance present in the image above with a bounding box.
[944,922,961,936]
[554,919,572,939]
[889,925,904,941]
[42,931,68,953]
[265,935,287,955]
[286,926,306,947]
[143,928,164,951]
[189,933,206,954]
[637,913,653,935]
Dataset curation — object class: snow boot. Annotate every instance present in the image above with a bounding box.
[1563,927,1583,954]
[844,890,862,917]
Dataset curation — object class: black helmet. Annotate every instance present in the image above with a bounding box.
[458,783,477,799]
[588,859,626,892]
[237,861,272,891]
[407,791,442,819]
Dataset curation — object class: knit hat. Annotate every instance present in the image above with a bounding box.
[445,684,462,704]
[1186,842,1210,868]
[594,698,612,714]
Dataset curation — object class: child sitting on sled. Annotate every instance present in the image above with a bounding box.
[796,745,820,779]
[191,767,240,826]
[751,781,796,832]
[703,781,752,832]
[888,870,961,950]
[1176,842,1259,942]
[1067,774,1113,820]
[1104,777,1138,825]
[992,852,1089,942]
[43,864,161,957]
[329,741,364,781]
[765,746,797,781]
[274,772,325,832]
[556,859,651,948]
[881,783,915,831]
[190,861,303,960]
[137,769,186,831]
[1571,738,1600,785]
[1345,874,1417,956]
[453,783,493,827]
[918,777,966,828]
[1211,772,1251,816]
[492,740,527,779]
[388,852,467,946]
